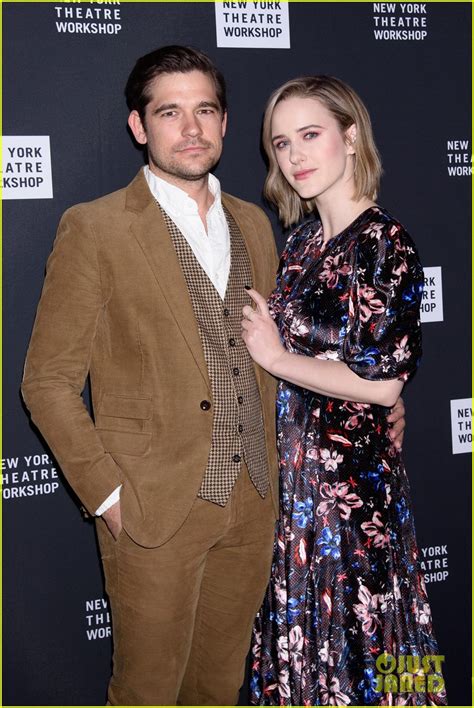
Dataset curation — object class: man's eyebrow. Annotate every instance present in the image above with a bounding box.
[153,102,179,114]
[197,100,220,110]
[152,100,221,114]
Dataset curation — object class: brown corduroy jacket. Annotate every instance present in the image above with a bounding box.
[21,169,279,548]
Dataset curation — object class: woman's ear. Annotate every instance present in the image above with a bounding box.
[346,124,357,154]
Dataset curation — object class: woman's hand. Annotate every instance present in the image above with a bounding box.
[241,288,287,374]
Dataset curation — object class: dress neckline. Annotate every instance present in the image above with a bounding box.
[317,205,382,254]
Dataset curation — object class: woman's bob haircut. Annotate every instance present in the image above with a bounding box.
[262,75,382,227]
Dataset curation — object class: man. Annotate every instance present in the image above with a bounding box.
[22,46,405,706]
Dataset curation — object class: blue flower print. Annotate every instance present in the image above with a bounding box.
[317,526,341,559]
[293,497,313,528]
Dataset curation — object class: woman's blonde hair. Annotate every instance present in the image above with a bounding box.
[262,75,382,227]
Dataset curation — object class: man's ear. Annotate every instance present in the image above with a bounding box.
[221,110,228,139]
[128,110,148,146]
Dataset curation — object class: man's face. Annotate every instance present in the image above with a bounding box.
[128,70,227,186]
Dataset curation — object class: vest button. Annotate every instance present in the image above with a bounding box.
[200,400,211,411]
[238,396,243,404]
[233,367,240,376]
[238,424,243,433]
[229,338,236,347]
[223,308,230,317]
[232,454,241,463]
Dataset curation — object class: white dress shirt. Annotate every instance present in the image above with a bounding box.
[95,166,231,516]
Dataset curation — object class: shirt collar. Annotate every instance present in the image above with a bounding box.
[143,165,222,217]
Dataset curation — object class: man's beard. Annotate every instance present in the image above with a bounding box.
[148,141,221,182]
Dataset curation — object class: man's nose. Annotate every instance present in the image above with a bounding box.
[182,113,202,137]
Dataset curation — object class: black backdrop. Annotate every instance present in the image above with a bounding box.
[3,2,471,706]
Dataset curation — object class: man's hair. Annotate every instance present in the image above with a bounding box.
[262,75,383,227]
[125,45,227,120]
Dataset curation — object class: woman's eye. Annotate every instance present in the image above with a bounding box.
[274,140,288,150]
[304,132,319,140]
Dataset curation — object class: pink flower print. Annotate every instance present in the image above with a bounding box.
[362,221,385,240]
[319,675,351,705]
[289,625,304,672]
[273,573,288,604]
[316,481,363,520]
[353,584,384,636]
[320,447,344,472]
[341,401,373,430]
[277,669,291,700]
[361,511,390,548]
[318,639,335,666]
[319,252,353,289]
[289,314,311,338]
[358,284,386,323]
[276,634,289,663]
[415,602,432,625]
[393,334,411,363]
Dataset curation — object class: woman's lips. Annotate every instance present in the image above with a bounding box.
[293,169,316,180]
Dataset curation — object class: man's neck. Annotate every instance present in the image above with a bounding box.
[147,165,215,232]
[149,165,214,214]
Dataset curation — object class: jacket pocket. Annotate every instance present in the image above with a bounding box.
[98,394,152,420]
[96,428,151,456]
[95,394,152,435]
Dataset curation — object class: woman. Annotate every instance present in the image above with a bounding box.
[241,76,446,706]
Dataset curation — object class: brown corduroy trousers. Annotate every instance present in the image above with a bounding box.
[97,467,276,706]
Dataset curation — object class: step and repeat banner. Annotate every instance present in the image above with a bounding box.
[3,2,471,706]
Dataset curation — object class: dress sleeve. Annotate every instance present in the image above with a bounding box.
[342,218,424,382]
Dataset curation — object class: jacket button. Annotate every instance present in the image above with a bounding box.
[223,308,230,317]
[232,454,241,463]
[238,424,243,433]
[229,338,236,347]
[233,367,240,376]
[238,396,243,405]
[200,400,211,411]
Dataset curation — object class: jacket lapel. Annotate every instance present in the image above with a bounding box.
[221,193,264,295]
[221,193,270,396]
[125,170,210,388]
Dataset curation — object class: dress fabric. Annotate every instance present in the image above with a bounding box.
[250,207,446,706]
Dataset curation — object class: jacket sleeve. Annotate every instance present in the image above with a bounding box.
[21,206,122,514]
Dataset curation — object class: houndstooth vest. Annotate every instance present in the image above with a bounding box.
[160,205,269,506]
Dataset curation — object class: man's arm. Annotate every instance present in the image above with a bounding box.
[21,206,122,515]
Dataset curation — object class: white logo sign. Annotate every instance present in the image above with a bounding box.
[215,1,290,48]
[2,452,60,499]
[420,544,448,584]
[54,1,122,35]
[450,398,472,454]
[446,139,472,177]
[420,266,443,323]
[85,597,112,640]
[373,2,428,41]
[2,136,53,199]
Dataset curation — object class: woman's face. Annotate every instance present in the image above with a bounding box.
[270,96,356,204]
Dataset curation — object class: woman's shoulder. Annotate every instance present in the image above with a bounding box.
[356,206,417,251]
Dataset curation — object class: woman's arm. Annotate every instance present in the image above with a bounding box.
[241,288,402,407]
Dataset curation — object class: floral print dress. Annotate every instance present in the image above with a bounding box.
[250,207,446,706]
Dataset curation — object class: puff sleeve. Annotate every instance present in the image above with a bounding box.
[342,217,424,382]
